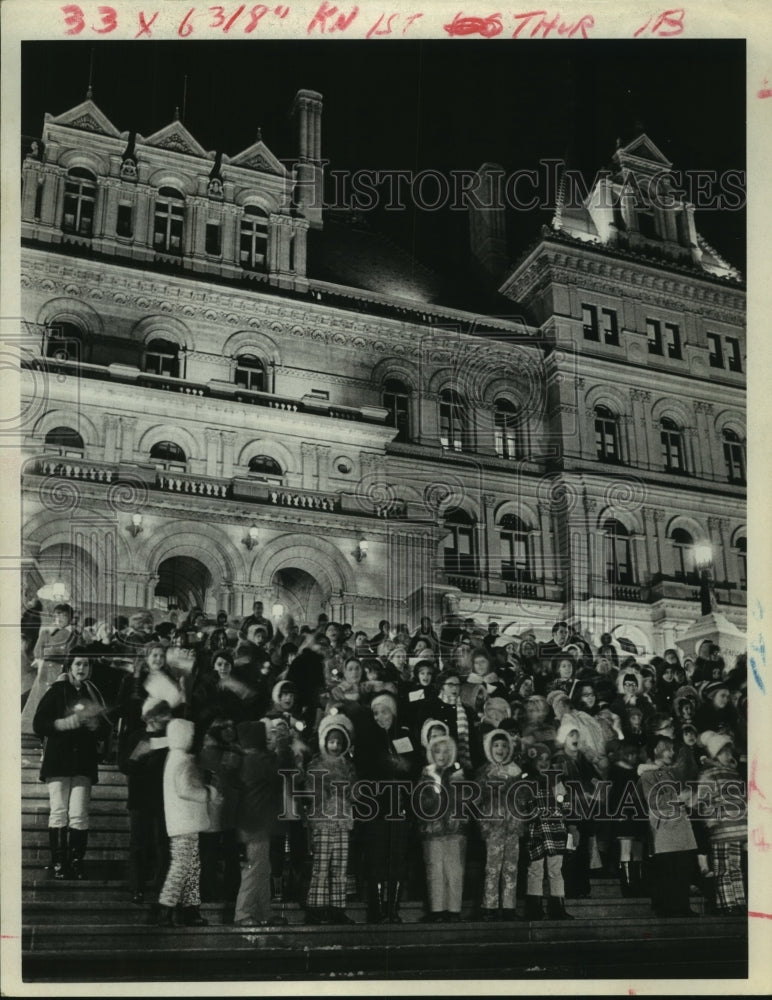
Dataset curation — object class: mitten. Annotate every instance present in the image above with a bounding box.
[55,713,81,732]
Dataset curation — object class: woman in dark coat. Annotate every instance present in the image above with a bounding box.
[357,692,418,923]
[33,647,109,880]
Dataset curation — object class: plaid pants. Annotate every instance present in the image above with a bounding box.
[306,827,349,909]
[159,833,201,908]
[711,840,745,912]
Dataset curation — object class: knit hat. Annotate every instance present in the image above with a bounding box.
[555,716,580,746]
[271,679,297,704]
[546,689,570,713]
[700,729,733,759]
[370,692,398,718]
[420,717,450,748]
[701,679,730,701]
[318,710,354,754]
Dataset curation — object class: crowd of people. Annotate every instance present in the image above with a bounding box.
[22,600,749,928]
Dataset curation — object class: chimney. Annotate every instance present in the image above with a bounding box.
[467,163,507,284]
[291,89,324,229]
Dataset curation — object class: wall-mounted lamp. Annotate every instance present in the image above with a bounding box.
[37,580,72,603]
[243,525,259,551]
[355,538,369,562]
[272,602,285,620]
[127,513,143,538]
[694,542,716,617]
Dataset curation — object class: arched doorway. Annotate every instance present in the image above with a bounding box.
[154,556,212,614]
[271,567,328,625]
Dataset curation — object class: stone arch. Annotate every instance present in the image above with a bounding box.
[713,408,745,438]
[136,422,202,464]
[58,150,111,178]
[585,383,629,416]
[145,170,198,198]
[730,524,747,548]
[251,533,355,595]
[236,437,296,474]
[23,509,133,570]
[651,396,692,428]
[129,315,191,349]
[664,513,708,543]
[142,521,241,586]
[31,407,100,448]
[427,368,463,397]
[595,505,644,536]
[36,297,105,339]
[222,329,281,366]
[370,357,419,391]
[494,498,539,528]
[233,189,281,213]
[483,378,529,409]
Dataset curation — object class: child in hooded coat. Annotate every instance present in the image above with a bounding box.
[698,731,747,915]
[157,718,221,927]
[233,717,296,926]
[474,728,523,920]
[304,711,357,924]
[414,733,467,922]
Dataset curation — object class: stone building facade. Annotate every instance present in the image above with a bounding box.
[19,95,746,651]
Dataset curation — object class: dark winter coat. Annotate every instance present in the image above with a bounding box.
[33,676,107,783]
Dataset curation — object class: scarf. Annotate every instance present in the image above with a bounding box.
[455,702,471,771]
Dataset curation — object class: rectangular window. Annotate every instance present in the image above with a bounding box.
[116,203,133,238]
[726,337,742,373]
[602,308,619,346]
[205,222,222,256]
[647,319,662,355]
[582,304,599,341]
[664,323,682,359]
[707,332,724,368]
[310,389,329,400]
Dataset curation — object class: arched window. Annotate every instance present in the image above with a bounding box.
[235,354,265,392]
[735,536,747,590]
[144,339,179,378]
[153,187,185,254]
[248,455,282,479]
[443,509,476,576]
[240,206,268,271]
[62,167,96,237]
[660,417,686,473]
[494,398,523,459]
[500,513,532,582]
[45,322,83,363]
[595,405,621,463]
[150,440,187,472]
[671,528,696,582]
[603,518,633,585]
[45,426,84,457]
[723,429,746,484]
[383,378,410,442]
[439,389,468,452]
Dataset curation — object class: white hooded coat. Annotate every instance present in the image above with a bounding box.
[163,718,216,837]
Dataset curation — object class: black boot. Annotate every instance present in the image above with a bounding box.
[546,896,574,920]
[387,881,403,924]
[181,906,208,927]
[524,895,544,921]
[633,860,647,897]
[367,881,387,923]
[68,829,88,880]
[48,828,68,880]
[478,907,499,921]
[500,908,519,921]
[305,906,327,925]
[156,904,175,927]
[328,906,356,925]
[619,861,635,898]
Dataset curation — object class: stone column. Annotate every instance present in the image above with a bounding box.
[416,391,441,448]
[22,162,42,221]
[316,445,331,491]
[685,425,702,478]
[205,429,220,478]
[222,205,238,269]
[221,431,236,478]
[708,516,730,584]
[641,507,660,580]
[629,389,651,469]
[39,168,62,229]
[302,442,317,490]
[653,508,671,576]
[120,416,137,461]
[537,502,557,584]
[103,414,120,464]
[481,493,496,592]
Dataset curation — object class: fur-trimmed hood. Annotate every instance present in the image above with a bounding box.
[425,733,458,767]
[420,717,450,748]
[482,727,516,765]
[616,665,643,695]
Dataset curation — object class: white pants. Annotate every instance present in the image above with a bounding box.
[46,776,92,830]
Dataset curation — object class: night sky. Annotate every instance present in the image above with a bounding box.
[21,39,746,277]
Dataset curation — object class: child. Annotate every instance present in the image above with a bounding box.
[119,698,172,909]
[698,731,747,915]
[157,718,220,927]
[521,742,573,920]
[608,741,647,897]
[553,718,602,899]
[305,712,357,924]
[198,717,243,919]
[415,733,467,922]
[636,733,697,917]
[475,729,523,920]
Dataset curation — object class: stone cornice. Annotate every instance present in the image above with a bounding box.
[505,240,745,322]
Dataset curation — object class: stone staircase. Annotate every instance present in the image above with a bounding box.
[20,736,748,982]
